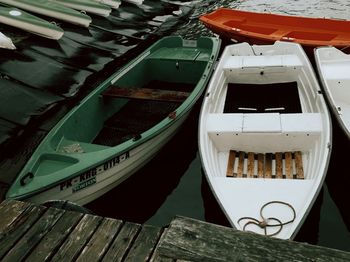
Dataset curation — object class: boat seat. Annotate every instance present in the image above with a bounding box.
[207,113,322,152]
[102,86,190,103]
[223,55,303,71]
[226,150,304,179]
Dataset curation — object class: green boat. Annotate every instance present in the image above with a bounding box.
[6,36,221,205]
[53,0,112,17]
[0,0,92,27]
[0,7,64,39]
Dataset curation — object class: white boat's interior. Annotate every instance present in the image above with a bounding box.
[199,41,331,239]
[315,46,350,138]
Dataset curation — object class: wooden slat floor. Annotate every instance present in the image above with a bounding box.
[0,199,349,261]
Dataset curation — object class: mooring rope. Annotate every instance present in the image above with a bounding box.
[237,201,296,237]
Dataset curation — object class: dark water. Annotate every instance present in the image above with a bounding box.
[0,0,349,253]
[87,0,350,253]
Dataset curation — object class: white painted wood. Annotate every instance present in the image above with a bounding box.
[315,46,350,139]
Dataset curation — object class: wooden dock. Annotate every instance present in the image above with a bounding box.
[0,199,349,261]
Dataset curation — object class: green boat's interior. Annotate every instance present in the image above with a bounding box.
[50,46,211,154]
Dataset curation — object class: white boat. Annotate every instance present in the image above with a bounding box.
[52,0,112,17]
[315,47,350,139]
[123,0,143,5]
[92,0,120,9]
[199,41,332,240]
[0,7,64,40]
[0,31,15,49]
[0,0,92,27]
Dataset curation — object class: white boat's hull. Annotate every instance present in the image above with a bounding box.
[123,0,143,5]
[0,32,15,49]
[0,14,63,40]
[0,0,92,27]
[27,110,190,206]
[53,0,111,17]
[199,41,332,240]
[315,46,350,140]
[93,0,120,9]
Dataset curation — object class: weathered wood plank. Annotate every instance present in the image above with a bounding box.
[285,152,293,179]
[157,216,350,262]
[295,151,304,179]
[102,221,141,262]
[226,150,236,177]
[2,207,64,262]
[25,210,84,262]
[257,153,264,178]
[0,200,33,233]
[236,152,245,178]
[77,217,123,261]
[103,86,190,103]
[50,214,103,261]
[275,152,283,179]
[150,228,175,262]
[0,203,46,259]
[247,152,254,178]
[124,225,163,262]
[265,153,272,178]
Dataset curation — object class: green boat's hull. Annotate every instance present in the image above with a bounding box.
[6,36,221,205]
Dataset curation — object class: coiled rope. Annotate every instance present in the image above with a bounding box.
[237,201,296,237]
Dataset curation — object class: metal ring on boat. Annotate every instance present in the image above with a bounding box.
[20,172,34,186]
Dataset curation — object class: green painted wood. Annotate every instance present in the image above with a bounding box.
[50,214,103,261]
[25,210,84,261]
[124,224,163,262]
[158,216,350,262]
[2,207,64,261]
[76,217,123,261]
[0,202,46,259]
[102,221,141,262]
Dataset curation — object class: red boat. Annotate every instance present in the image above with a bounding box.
[200,8,350,52]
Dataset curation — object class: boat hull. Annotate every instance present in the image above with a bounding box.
[0,7,64,40]
[0,0,92,27]
[200,8,350,53]
[315,46,350,139]
[27,110,189,205]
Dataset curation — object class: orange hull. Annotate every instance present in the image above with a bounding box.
[200,8,350,51]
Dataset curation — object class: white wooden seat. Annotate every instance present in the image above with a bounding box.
[207,113,322,152]
[223,55,303,71]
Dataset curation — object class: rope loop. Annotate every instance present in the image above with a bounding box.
[237,201,296,237]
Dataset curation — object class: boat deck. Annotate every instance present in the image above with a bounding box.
[94,80,194,146]
[226,150,304,179]
[0,199,349,261]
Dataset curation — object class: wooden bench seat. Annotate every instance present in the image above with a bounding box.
[226,150,304,179]
[102,86,190,103]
